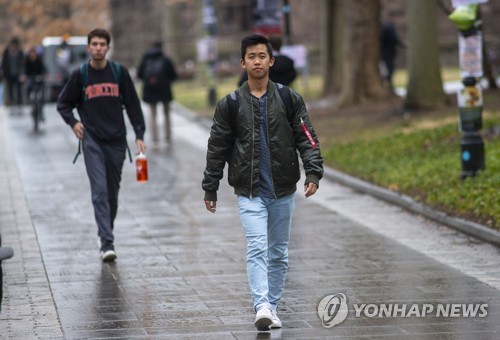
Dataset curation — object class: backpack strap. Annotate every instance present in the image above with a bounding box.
[275,83,295,124]
[108,60,123,104]
[109,60,121,82]
[79,62,89,105]
[226,90,238,131]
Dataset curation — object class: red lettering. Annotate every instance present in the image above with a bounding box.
[84,83,120,100]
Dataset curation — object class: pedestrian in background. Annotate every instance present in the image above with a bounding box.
[137,41,177,148]
[238,34,296,87]
[202,34,323,331]
[380,11,404,91]
[24,47,46,121]
[57,28,146,262]
[2,37,25,113]
[24,47,46,83]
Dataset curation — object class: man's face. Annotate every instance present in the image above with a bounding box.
[87,37,109,61]
[241,43,274,81]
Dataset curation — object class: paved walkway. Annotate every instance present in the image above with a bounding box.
[0,103,499,339]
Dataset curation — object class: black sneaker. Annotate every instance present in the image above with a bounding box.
[100,242,116,262]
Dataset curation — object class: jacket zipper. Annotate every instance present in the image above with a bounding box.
[250,97,255,198]
[265,98,277,199]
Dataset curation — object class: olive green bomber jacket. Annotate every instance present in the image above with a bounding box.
[202,81,323,201]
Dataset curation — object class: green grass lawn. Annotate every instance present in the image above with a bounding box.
[323,117,499,229]
[173,67,460,114]
[392,67,461,88]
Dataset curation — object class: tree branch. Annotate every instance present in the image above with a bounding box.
[436,0,452,15]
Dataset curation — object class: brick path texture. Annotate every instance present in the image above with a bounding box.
[0,104,499,339]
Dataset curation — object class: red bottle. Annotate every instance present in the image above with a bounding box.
[136,152,148,182]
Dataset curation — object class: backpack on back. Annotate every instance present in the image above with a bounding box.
[143,56,164,89]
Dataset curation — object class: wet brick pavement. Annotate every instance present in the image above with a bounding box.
[0,103,499,339]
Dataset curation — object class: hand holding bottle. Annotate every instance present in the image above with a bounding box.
[136,152,148,182]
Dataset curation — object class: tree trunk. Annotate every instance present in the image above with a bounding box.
[321,0,341,96]
[322,0,390,107]
[405,0,447,110]
[479,8,499,89]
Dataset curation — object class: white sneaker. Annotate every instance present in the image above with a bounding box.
[100,249,116,262]
[100,243,116,262]
[254,307,273,330]
[270,309,282,328]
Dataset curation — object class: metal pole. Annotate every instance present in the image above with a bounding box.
[449,4,486,179]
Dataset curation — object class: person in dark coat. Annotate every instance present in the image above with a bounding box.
[24,47,46,120]
[380,12,404,90]
[2,37,25,112]
[57,28,146,262]
[137,42,177,147]
[238,34,296,87]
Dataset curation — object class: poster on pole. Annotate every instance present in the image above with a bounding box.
[196,37,217,63]
[280,45,307,69]
[458,84,483,131]
[459,32,482,78]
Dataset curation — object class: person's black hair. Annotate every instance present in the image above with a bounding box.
[240,34,273,60]
[153,41,162,49]
[88,28,111,45]
[10,37,20,46]
[268,35,283,52]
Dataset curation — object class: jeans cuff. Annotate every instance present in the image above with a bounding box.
[255,302,272,312]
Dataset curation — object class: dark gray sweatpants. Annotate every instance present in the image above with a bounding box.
[82,132,126,245]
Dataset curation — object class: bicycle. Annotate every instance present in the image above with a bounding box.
[28,75,45,132]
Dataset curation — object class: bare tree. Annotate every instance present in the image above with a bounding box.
[405,0,447,110]
[321,0,391,108]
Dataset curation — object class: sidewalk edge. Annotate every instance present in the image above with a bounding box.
[323,167,500,247]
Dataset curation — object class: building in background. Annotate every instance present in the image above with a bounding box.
[0,0,498,80]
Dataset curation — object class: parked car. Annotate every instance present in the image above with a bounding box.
[42,36,89,102]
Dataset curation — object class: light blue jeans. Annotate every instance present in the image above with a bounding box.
[237,193,295,312]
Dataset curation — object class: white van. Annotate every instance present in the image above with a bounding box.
[42,36,89,102]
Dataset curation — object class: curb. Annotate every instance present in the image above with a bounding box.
[323,167,500,247]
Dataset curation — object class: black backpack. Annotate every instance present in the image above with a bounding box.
[143,56,165,89]
[226,83,295,129]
